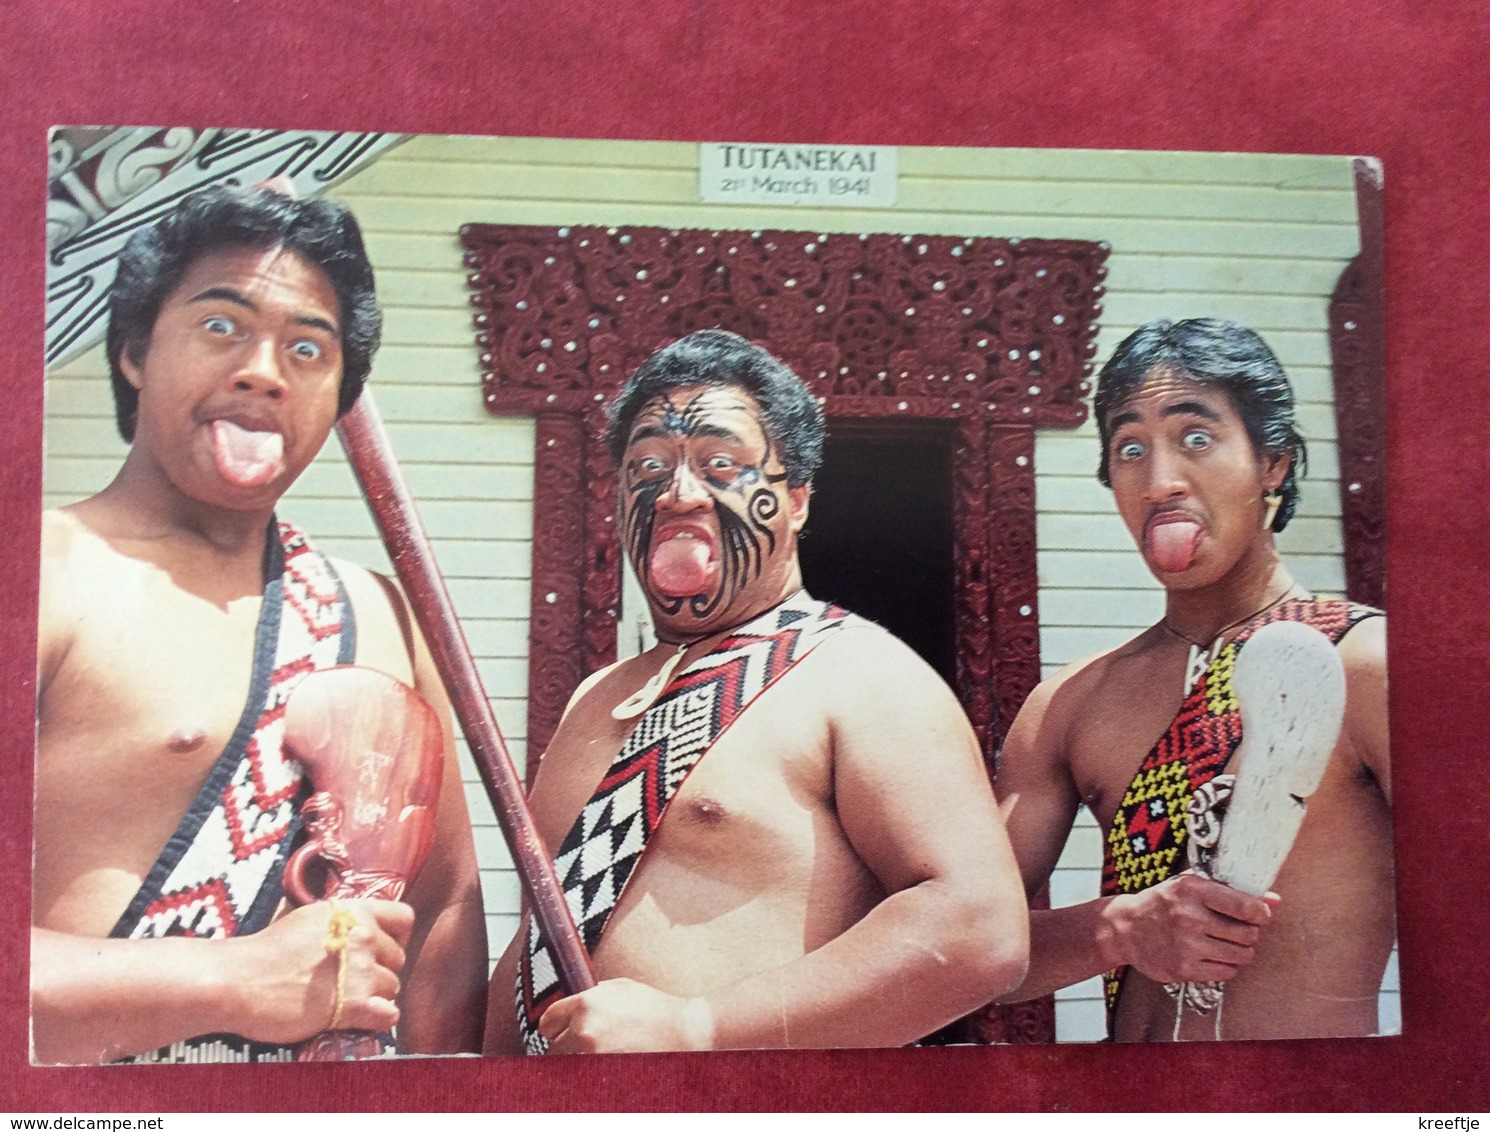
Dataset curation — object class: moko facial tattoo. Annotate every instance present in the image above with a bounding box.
[620,385,799,636]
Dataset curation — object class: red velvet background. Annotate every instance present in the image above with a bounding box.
[4,1,1486,1113]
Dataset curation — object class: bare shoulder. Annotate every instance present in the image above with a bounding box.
[325,554,395,616]
[1337,610,1387,681]
[325,555,417,683]
[38,507,100,621]
[569,658,626,708]
[41,504,120,568]
[807,621,989,810]
[40,507,83,575]
[806,619,955,715]
[1010,642,1129,741]
[38,508,101,683]
[324,554,386,602]
[1336,611,1389,785]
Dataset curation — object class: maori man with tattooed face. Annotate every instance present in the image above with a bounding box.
[485,329,1028,1053]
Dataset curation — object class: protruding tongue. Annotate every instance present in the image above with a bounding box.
[1149,518,1202,573]
[210,420,284,488]
[650,536,715,597]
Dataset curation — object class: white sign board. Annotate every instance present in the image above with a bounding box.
[698,142,898,208]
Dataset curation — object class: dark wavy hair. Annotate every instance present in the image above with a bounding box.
[105,184,381,441]
[1094,318,1307,532]
[604,330,826,487]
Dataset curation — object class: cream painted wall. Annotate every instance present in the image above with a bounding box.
[42,135,1394,1041]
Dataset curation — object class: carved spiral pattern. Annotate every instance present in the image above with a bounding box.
[463,224,1105,426]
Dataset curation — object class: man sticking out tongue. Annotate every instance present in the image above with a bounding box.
[33,185,486,1065]
[1146,512,1202,575]
[994,318,1392,1043]
[647,521,715,598]
[210,419,286,489]
[485,329,1029,1055]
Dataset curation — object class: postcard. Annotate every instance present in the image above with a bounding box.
[34,126,1392,1063]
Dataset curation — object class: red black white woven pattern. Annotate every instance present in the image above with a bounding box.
[111,520,352,1063]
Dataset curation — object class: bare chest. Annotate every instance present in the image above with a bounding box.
[43,573,267,758]
[1065,657,1192,829]
[533,672,834,867]
[34,573,272,926]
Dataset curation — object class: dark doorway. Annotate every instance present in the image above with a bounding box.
[797,421,957,686]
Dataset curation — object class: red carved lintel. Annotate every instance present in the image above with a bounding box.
[461,224,1105,428]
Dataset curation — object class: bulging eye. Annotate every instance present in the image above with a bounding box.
[632,455,667,479]
[1117,439,1145,461]
[1182,428,1212,450]
[289,339,323,361]
[707,454,736,472]
[202,314,237,337]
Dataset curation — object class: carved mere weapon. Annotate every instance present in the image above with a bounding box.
[283,666,443,1060]
[1175,619,1347,1034]
[1211,620,1346,895]
[335,393,596,997]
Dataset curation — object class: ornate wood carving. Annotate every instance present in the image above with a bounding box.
[1329,158,1387,609]
[465,225,1104,425]
[580,410,622,676]
[462,222,1108,1043]
[527,413,588,771]
[987,425,1043,754]
[952,416,996,760]
[46,127,400,367]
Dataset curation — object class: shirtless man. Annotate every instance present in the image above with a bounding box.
[995,318,1392,1041]
[32,185,486,1064]
[484,329,1028,1054]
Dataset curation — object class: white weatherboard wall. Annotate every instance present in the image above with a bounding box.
[42,135,1395,1041]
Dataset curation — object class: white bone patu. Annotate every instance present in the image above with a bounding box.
[1210,619,1347,896]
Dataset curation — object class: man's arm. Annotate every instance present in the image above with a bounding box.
[993,666,1113,1000]
[387,590,488,1055]
[30,902,413,1065]
[1341,615,1390,802]
[995,658,1272,1003]
[540,629,1029,1051]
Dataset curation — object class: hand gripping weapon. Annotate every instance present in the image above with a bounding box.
[1176,619,1347,1037]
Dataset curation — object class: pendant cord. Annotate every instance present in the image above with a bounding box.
[611,641,691,721]
[1159,584,1305,649]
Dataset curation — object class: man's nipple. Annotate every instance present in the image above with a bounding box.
[686,797,729,825]
[167,727,208,754]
